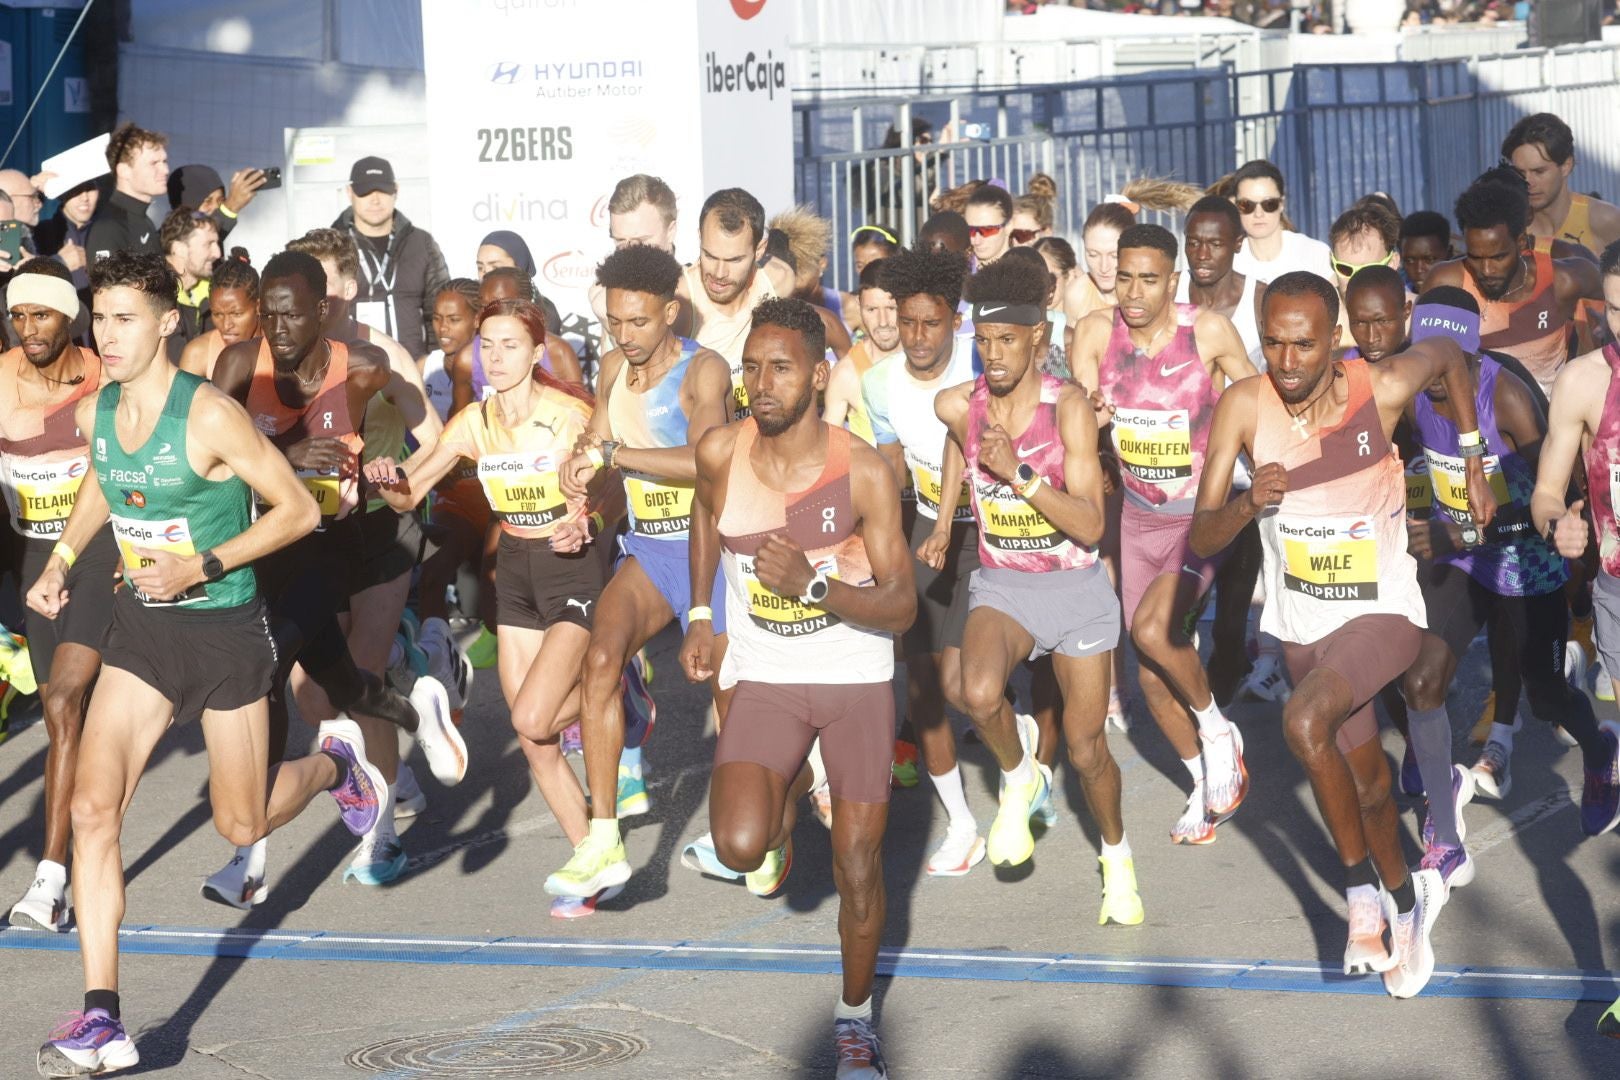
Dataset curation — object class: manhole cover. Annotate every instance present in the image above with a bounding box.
[346,1023,648,1075]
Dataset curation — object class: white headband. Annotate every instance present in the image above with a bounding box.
[9,273,80,322]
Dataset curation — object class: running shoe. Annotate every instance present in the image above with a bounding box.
[1470,739,1512,800]
[1399,740,1424,798]
[926,825,986,876]
[0,625,37,695]
[1343,887,1398,975]
[1105,688,1129,734]
[1031,767,1059,828]
[549,883,625,920]
[385,631,428,694]
[679,832,744,881]
[616,764,649,818]
[8,874,67,932]
[1596,662,1616,704]
[343,833,407,885]
[1097,853,1145,926]
[1170,781,1215,846]
[746,840,792,897]
[1201,723,1248,818]
[1579,721,1620,837]
[466,624,498,670]
[1383,869,1447,999]
[393,763,427,819]
[809,781,833,830]
[562,722,584,758]
[544,831,631,898]
[1468,690,1496,747]
[36,1009,137,1078]
[1566,638,1590,696]
[1420,840,1475,890]
[1015,711,1040,761]
[833,1016,889,1079]
[319,719,386,837]
[408,675,468,786]
[1421,764,1475,848]
[890,740,919,789]
[419,616,473,722]
[1235,651,1290,704]
[1599,993,1620,1038]
[622,650,656,749]
[200,844,267,910]
[987,763,1050,867]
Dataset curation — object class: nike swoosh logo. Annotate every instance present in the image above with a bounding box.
[138,233,151,243]
[1020,442,1052,456]
[1159,360,1195,377]
[1076,638,1105,650]
[978,305,1007,315]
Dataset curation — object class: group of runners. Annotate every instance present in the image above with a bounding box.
[6,108,1620,1079]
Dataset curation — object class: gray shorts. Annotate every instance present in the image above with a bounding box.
[1592,569,1620,675]
[968,562,1120,660]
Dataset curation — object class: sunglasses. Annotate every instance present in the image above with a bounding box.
[1234,197,1283,215]
[1332,251,1395,279]
[968,223,1005,239]
[1010,228,1040,245]
[850,224,898,245]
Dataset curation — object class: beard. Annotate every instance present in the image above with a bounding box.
[754,386,815,436]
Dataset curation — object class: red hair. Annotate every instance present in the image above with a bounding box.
[477,298,592,405]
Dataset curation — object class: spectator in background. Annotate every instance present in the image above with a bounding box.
[0,169,44,234]
[168,163,269,245]
[33,181,97,293]
[1227,159,1334,284]
[475,230,535,279]
[963,182,1015,267]
[86,121,169,260]
[161,208,221,342]
[333,155,448,358]
[1328,197,1403,299]
[1011,193,1054,246]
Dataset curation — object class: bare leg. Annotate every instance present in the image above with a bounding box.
[37,643,101,866]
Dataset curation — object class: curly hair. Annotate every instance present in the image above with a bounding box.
[964,249,1051,308]
[1117,223,1178,263]
[106,121,166,170]
[211,255,260,298]
[1501,112,1574,167]
[880,248,966,313]
[159,207,214,253]
[90,251,180,312]
[1454,178,1529,238]
[751,296,826,360]
[595,243,683,299]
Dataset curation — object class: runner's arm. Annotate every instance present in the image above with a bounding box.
[1375,336,1495,526]
[817,306,852,361]
[822,350,858,428]
[1190,378,1260,558]
[612,351,732,482]
[345,340,393,433]
[210,340,259,404]
[41,396,114,571]
[1039,384,1106,548]
[1532,354,1601,537]
[361,436,465,513]
[178,334,211,377]
[373,328,443,446]
[448,342,475,416]
[680,426,732,682]
[1195,309,1258,384]
[827,443,916,633]
[1485,365,1547,544]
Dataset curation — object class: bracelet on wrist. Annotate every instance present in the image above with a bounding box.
[51,540,76,569]
[687,605,713,623]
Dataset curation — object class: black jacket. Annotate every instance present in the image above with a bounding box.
[86,190,160,262]
[330,207,449,359]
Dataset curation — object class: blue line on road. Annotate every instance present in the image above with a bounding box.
[1,924,1614,1003]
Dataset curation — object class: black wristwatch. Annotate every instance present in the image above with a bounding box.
[1545,517,1560,546]
[200,549,225,583]
[1015,463,1037,487]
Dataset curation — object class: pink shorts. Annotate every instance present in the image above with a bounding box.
[1119,502,1220,633]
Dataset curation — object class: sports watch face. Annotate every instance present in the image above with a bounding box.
[1015,463,1037,486]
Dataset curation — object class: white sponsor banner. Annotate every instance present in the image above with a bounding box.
[421,0,792,332]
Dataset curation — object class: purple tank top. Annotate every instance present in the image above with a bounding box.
[1413,357,1565,596]
[1095,303,1215,513]
[1583,343,1620,578]
[471,336,552,401]
[965,373,1098,573]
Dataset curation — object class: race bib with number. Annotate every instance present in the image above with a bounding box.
[1405,456,1432,516]
[479,452,565,529]
[1425,449,1509,524]
[731,371,751,420]
[4,456,87,538]
[626,475,694,538]
[739,552,840,636]
[110,513,201,606]
[909,456,972,522]
[1278,516,1379,602]
[976,479,1062,554]
[1111,407,1192,484]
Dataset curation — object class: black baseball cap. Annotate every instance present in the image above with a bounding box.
[350,156,396,196]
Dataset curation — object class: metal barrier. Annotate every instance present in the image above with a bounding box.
[795,44,1620,291]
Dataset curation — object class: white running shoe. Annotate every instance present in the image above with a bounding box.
[1596,661,1616,703]
[1470,740,1512,800]
[1343,886,1398,975]
[1384,869,1447,998]
[1236,652,1291,704]
[201,842,268,910]
[1105,689,1129,734]
[393,762,427,819]
[409,674,468,786]
[420,616,473,715]
[1567,639,1589,692]
[7,874,68,931]
[926,825,986,877]
[1170,781,1215,845]
[1015,711,1039,760]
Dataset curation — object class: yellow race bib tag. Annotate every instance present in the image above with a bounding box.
[7,456,87,538]
[731,371,751,420]
[298,468,343,520]
[626,475,694,538]
[1425,449,1508,524]
[976,479,1060,554]
[1279,516,1378,602]
[110,513,201,605]
[479,452,565,529]
[740,553,840,636]
[1405,456,1432,516]
[1112,407,1192,484]
[909,457,971,522]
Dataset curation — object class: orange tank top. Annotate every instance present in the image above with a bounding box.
[1461,251,1571,395]
[0,346,102,539]
[243,338,363,523]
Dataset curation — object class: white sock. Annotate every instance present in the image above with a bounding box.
[368,788,399,843]
[1182,755,1204,783]
[834,995,873,1022]
[1488,722,1516,753]
[1003,754,1035,790]
[36,859,66,889]
[1101,835,1132,860]
[808,740,828,791]
[243,838,267,879]
[929,766,975,830]
[1192,697,1231,739]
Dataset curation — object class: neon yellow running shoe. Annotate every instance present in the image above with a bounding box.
[544,831,630,899]
[987,764,1050,867]
[0,627,36,696]
[746,839,792,897]
[466,625,498,670]
[1098,854,1145,926]
[1599,991,1620,1037]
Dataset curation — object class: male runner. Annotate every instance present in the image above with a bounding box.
[1502,113,1620,256]
[936,256,1142,923]
[1070,224,1256,844]
[1,262,113,932]
[1191,270,1496,997]
[30,252,384,1076]
[204,251,462,905]
[680,297,913,1078]
[1398,286,1620,885]
[544,244,733,899]
[1328,200,1403,301]
[1426,176,1604,395]
[586,173,680,347]
[823,258,902,445]
[866,248,984,873]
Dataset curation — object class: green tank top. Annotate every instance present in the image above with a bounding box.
[94,369,256,609]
